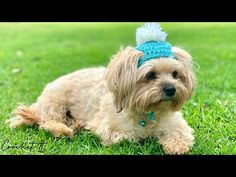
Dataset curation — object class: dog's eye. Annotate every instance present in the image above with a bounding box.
[172,71,178,79]
[146,72,156,80]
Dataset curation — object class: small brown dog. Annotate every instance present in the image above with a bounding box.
[6,23,196,154]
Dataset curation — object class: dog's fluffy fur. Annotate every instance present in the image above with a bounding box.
[6,46,196,154]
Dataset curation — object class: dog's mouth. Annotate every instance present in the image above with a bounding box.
[159,93,177,102]
[145,94,178,112]
[148,97,174,109]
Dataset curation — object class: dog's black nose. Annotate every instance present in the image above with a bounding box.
[163,85,176,97]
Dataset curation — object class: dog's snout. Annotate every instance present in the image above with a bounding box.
[163,85,176,97]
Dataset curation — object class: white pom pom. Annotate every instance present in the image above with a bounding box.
[136,22,167,45]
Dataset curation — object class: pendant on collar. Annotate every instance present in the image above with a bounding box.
[139,112,155,126]
[148,112,155,120]
[139,119,147,126]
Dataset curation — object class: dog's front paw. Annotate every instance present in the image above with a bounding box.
[98,130,134,146]
[162,141,192,155]
[160,134,194,155]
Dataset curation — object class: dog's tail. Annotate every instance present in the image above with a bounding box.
[13,105,39,124]
[6,104,40,128]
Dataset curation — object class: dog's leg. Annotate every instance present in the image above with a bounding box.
[31,102,75,137]
[6,101,75,138]
[98,130,133,146]
[39,120,74,137]
[86,115,135,146]
[155,112,194,155]
[87,121,130,146]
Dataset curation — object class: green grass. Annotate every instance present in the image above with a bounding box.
[0,22,235,155]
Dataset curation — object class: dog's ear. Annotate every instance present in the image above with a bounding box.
[172,47,196,98]
[105,47,143,112]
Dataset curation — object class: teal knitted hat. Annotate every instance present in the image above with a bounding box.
[135,23,175,68]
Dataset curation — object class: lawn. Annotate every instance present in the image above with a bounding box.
[0,22,235,155]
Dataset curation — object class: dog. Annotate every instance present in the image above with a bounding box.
[6,23,196,154]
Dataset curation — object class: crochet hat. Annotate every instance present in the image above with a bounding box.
[135,23,175,68]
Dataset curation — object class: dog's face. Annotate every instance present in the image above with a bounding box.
[105,47,195,113]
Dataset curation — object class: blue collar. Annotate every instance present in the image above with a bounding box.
[139,112,155,126]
